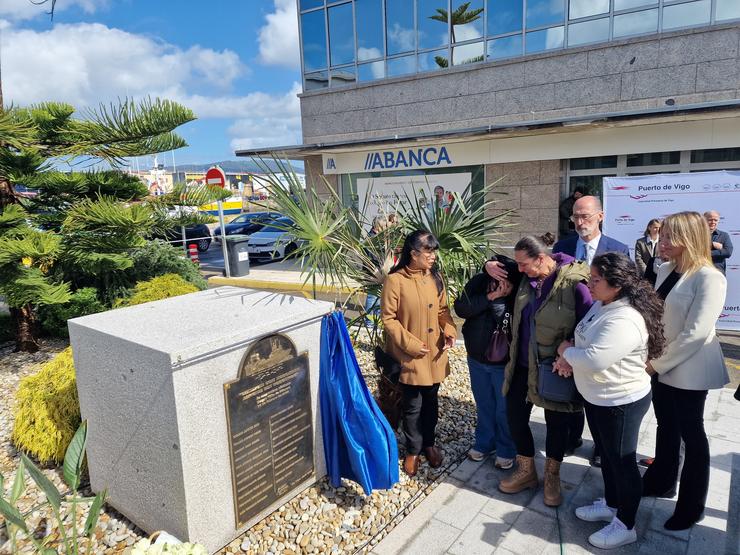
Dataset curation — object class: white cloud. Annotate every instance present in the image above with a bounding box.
[1,21,247,107]
[227,83,302,151]
[258,0,300,69]
[0,0,108,21]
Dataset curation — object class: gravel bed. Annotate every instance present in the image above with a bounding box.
[0,338,477,554]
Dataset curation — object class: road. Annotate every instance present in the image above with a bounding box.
[196,240,303,279]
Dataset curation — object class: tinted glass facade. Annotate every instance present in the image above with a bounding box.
[300,0,739,90]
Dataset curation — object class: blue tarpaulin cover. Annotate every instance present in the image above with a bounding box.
[319,312,399,494]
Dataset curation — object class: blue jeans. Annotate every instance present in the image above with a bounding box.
[364,293,379,319]
[467,357,516,458]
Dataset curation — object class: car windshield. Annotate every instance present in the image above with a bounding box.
[259,218,293,233]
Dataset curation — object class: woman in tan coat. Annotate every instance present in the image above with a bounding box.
[381,230,457,477]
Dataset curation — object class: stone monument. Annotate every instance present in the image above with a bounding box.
[68,287,334,553]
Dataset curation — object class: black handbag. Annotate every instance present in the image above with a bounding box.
[536,357,580,403]
[374,345,402,384]
[529,298,580,403]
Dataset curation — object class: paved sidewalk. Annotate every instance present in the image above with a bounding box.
[373,387,739,555]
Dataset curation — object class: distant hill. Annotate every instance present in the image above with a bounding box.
[167,159,304,174]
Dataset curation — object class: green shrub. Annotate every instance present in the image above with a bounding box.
[116,273,200,307]
[12,347,81,465]
[37,287,107,338]
[126,240,207,290]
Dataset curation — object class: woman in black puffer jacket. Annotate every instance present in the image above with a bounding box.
[454,255,522,468]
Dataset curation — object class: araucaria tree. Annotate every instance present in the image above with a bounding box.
[0,99,196,352]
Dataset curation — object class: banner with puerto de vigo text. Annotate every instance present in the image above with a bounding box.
[603,171,740,331]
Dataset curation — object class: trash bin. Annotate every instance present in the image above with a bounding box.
[224,235,250,277]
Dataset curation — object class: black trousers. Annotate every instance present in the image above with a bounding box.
[585,393,651,529]
[567,410,600,456]
[506,365,572,462]
[401,382,440,455]
[642,380,709,521]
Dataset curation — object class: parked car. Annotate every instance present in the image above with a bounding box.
[245,217,300,261]
[213,211,281,242]
[156,223,213,252]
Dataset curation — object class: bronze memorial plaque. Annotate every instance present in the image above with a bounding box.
[224,334,314,528]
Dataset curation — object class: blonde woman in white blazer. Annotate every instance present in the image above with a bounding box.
[642,211,729,532]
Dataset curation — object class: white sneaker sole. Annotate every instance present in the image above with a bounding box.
[588,531,637,549]
[576,509,617,522]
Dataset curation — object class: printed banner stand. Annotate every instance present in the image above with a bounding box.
[603,171,740,331]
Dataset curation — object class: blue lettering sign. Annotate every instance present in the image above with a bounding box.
[326,158,336,170]
[363,146,454,171]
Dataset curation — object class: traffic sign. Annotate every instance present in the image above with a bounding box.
[205,166,227,188]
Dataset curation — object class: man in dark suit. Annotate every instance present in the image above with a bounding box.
[705,210,733,275]
[553,195,629,468]
[552,195,630,262]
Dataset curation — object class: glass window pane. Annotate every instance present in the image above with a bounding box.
[691,148,740,163]
[419,48,449,72]
[569,156,618,170]
[568,175,611,201]
[305,71,329,91]
[301,0,324,10]
[526,0,565,28]
[525,26,564,53]
[626,151,680,167]
[452,0,485,43]
[717,0,740,21]
[662,0,710,31]
[487,0,523,36]
[330,66,356,86]
[615,0,656,9]
[387,0,415,55]
[569,0,608,19]
[358,61,385,81]
[567,17,609,46]
[487,34,523,60]
[387,55,417,77]
[418,0,449,50]
[328,3,354,66]
[301,10,328,72]
[613,9,658,38]
[453,41,485,65]
[356,0,384,61]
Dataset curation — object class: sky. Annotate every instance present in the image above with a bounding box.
[0,0,302,166]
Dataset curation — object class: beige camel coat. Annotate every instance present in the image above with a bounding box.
[381,267,457,386]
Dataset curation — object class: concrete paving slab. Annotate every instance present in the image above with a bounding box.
[496,508,556,555]
[435,487,492,529]
[447,513,507,555]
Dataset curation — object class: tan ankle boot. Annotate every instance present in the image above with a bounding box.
[543,457,562,507]
[499,455,538,494]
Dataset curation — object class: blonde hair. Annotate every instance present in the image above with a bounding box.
[661,211,713,275]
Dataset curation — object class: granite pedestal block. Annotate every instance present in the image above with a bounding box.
[68,287,333,553]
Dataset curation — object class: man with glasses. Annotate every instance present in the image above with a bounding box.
[553,195,630,265]
[552,194,629,468]
[704,210,733,275]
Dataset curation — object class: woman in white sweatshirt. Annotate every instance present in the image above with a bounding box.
[555,252,666,550]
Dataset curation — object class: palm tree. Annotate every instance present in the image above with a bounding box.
[430,2,484,48]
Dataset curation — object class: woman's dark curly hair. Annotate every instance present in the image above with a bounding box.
[591,252,666,360]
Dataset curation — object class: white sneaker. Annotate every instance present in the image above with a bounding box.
[468,448,491,462]
[495,456,514,470]
[576,498,617,522]
[588,517,637,549]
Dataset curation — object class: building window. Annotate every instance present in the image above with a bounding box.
[300,0,735,90]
